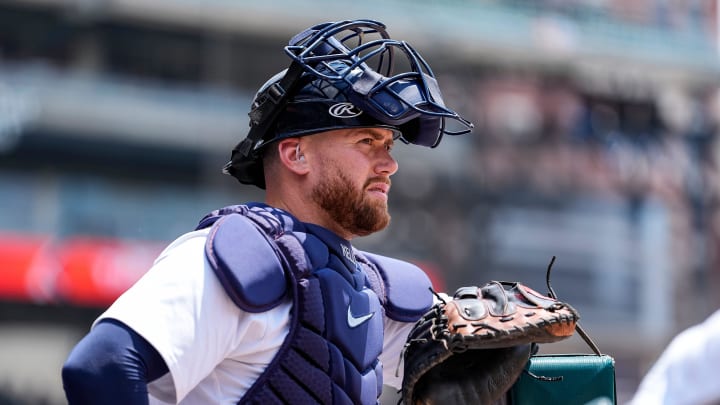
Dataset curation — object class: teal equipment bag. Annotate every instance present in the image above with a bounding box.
[509,257,617,405]
[509,353,616,405]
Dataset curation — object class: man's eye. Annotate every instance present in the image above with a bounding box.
[360,138,373,145]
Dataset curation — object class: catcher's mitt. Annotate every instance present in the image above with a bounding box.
[401,280,579,405]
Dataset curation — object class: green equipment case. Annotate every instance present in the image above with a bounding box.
[509,353,616,404]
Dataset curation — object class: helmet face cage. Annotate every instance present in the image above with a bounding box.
[224,19,473,187]
[284,19,473,146]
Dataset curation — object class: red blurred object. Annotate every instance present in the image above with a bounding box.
[0,231,163,306]
[0,233,58,302]
[55,237,164,307]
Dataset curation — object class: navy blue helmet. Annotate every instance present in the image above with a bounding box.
[224,19,473,188]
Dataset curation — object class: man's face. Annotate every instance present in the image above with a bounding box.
[307,127,399,237]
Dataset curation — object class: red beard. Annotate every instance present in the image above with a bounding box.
[312,168,391,237]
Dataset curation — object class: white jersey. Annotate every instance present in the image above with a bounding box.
[96,228,416,404]
[629,308,720,405]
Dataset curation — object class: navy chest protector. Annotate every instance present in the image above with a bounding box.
[196,204,433,405]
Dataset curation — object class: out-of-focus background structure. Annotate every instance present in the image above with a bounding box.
[1,0,719,403]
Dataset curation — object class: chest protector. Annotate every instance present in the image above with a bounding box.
[196,204,432,405]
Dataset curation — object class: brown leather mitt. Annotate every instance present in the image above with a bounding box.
[401,281,579,405]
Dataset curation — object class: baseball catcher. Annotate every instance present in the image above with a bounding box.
[61,19,579,405]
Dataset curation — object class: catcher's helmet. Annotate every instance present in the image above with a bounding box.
[224,19,473,188]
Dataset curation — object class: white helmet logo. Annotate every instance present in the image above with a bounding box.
[329,102,363,118]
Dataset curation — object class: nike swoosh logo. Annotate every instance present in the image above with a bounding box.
[347,305,374,328]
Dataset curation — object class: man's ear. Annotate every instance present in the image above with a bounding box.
[277,138,309,175]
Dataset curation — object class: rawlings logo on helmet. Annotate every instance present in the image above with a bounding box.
[328,102,363,118]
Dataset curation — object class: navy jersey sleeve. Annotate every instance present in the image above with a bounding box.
[62,319,169,404]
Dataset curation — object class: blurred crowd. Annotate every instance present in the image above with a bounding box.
[503,0,715,33]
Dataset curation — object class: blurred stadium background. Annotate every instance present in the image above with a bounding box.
[1,0,719,403]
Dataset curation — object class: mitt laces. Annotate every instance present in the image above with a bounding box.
[395,288,448,378]
[545,256,602,355]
